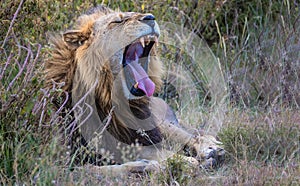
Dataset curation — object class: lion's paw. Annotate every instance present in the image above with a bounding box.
[192,135,225,169]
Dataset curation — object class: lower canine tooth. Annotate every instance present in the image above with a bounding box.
[134,82,139,89]
[154,36,159,46]
[140,37,145,48]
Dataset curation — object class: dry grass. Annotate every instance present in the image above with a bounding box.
[1,0,299,185]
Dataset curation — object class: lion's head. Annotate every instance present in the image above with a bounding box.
[46,5,163,100]
[45,6,165,150]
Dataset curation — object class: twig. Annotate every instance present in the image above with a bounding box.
[6,44,31,91]
[0,53,12,80]
[1,0,24,48]
[69,79,99,113]
[65,103,93,139]
[54,91,69,116]
[99,106,115,135]
[64,79,99,133]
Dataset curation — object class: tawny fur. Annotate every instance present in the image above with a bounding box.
[45,6,224,170]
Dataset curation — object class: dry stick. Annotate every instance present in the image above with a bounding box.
[75,103,94,128]
[12,31,22,68]
[6,44,31,91]
[54,91,69,116]
[64,79,99,133]
[0,53,12,80]
[64,103,93,145]
[1,45,33,113]
[1,0,24,48]
[24,44,41,83]
[69,79,99,114]
[39,97,48,126]
[99,106,115,135]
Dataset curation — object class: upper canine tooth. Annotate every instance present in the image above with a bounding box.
[134,82,139,89]
[140,37,145,48]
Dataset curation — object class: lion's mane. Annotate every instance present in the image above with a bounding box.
[45,6,164,147]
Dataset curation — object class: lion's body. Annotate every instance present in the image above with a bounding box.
[45,6,224,174]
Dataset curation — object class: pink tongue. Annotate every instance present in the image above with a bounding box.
[127,61,155,97]
[137,78,155,97]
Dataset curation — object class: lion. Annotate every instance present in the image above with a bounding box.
[45,5,224,176]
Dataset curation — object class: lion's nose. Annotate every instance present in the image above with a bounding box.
[142,14,155,20]
[140,14,156,27]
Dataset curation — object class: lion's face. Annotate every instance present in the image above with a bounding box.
[63,7,161,100]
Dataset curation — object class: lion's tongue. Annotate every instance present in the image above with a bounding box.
[127,60,155,97]
[125,42,155,97]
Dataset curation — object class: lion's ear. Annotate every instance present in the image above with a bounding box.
[63,30,90,48]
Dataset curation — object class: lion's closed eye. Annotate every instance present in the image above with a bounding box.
[110,14,133,25]
[108,18,124,29]
[108,17,126,29]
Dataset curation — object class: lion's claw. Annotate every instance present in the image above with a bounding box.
[190,135,225,169]
[201,147,225,169]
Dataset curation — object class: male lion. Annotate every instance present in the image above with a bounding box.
[45,6,224,175]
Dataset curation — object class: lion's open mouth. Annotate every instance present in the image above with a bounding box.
[122,34,158,97]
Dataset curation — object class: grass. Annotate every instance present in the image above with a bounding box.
[1,0,299,185]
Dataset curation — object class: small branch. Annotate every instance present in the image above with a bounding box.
[6,44,31,91]
[54,91,69,116]
[69,79,99,113]
[66,103,93,137]
[1,0,24,48]
[0,53,12,80]
[24,44,41,83]
[99,106,115,135]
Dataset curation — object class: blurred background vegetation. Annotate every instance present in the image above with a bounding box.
[1,0,299,185]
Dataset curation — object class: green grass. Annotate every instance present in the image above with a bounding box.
[1,0,299,185]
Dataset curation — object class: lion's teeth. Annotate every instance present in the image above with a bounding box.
[139,35,159,47]
[154,35,159,46]
[134,82,139,89]
[140,37,145,48]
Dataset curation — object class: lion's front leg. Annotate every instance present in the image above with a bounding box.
[150,97,225,169]
[83,159,161,177]
[157,120,224,168]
